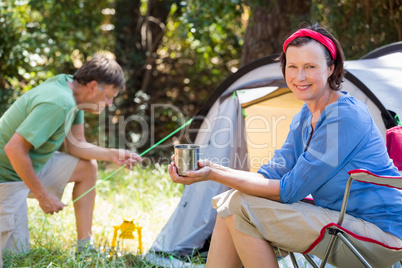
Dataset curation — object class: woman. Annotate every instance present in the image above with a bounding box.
[168,24,402,267]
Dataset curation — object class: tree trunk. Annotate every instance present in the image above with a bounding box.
[114,0,173,99]
[111,0,175,150]
[240,0,311,66]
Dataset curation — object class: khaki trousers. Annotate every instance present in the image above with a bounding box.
[0,152,79,260]
[213,189,402,253]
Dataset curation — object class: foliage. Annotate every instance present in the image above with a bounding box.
[109,0,171,156]
[0,0,112,87]
[172,0,245,65]
[311,0,402,59]
[3,164,187,267]
[110,0,245,160]
[0,1,28,114]
[240,0,311,65]
[0,0,113,140]
[147,0,245,148]
[1,0,401,160]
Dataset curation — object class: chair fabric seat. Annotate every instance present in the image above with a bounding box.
[304,223,402,268]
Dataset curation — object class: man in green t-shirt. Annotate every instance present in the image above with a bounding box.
[0,54,142,255]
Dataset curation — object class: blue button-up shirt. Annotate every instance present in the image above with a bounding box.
[258,92,402,238]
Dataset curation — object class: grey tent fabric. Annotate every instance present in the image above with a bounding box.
[149,43,402,259]
[346,53,402,118]
[151,93,248,255]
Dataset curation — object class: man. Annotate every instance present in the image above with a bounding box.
[0,54,142,255]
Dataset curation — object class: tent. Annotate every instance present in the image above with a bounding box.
[148,42,402,263]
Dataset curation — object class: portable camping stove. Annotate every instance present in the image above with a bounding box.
[111,217,143,254]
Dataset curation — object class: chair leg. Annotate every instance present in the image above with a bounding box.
[303,254,319,268]
[337,232,372,268]
[319,234,338,268]
[289,252,299,268]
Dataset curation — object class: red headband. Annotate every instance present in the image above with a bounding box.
[283,29,337,60]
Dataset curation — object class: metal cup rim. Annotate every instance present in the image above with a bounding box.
[174,144,200,150]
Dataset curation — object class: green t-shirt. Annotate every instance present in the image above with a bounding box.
[0,74,84,182]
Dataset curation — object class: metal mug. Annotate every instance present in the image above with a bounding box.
[174,144,200,176]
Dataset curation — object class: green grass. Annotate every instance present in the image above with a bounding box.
[2,163,197,267]
[2,163,310,268]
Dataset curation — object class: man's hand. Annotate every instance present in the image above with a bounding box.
[111,148,142,168]
[36,192,67,215]
[5,133,67,214]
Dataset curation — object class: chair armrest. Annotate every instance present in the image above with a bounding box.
[348,169,402,189]
[337,169,402,226]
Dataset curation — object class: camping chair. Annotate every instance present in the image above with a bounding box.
[288,169,402,268]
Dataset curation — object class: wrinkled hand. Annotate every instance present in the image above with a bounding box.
[168,157,213,185]
[37,192,67,215]
[111,149,142,168]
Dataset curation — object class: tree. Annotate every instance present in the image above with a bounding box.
[111,0,177,157]
[241,0,311,66]
[2,0,400,161]
[241,0,402,63]
[111,0,245,161]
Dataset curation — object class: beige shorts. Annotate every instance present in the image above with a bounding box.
[213,189,402,253]
[0,152,79,253]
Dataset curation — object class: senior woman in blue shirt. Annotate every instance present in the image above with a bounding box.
[168,23,402,268]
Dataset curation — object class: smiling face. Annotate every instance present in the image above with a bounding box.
[285,41,334,108]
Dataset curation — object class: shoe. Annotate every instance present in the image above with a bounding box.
[76,238,98,256]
